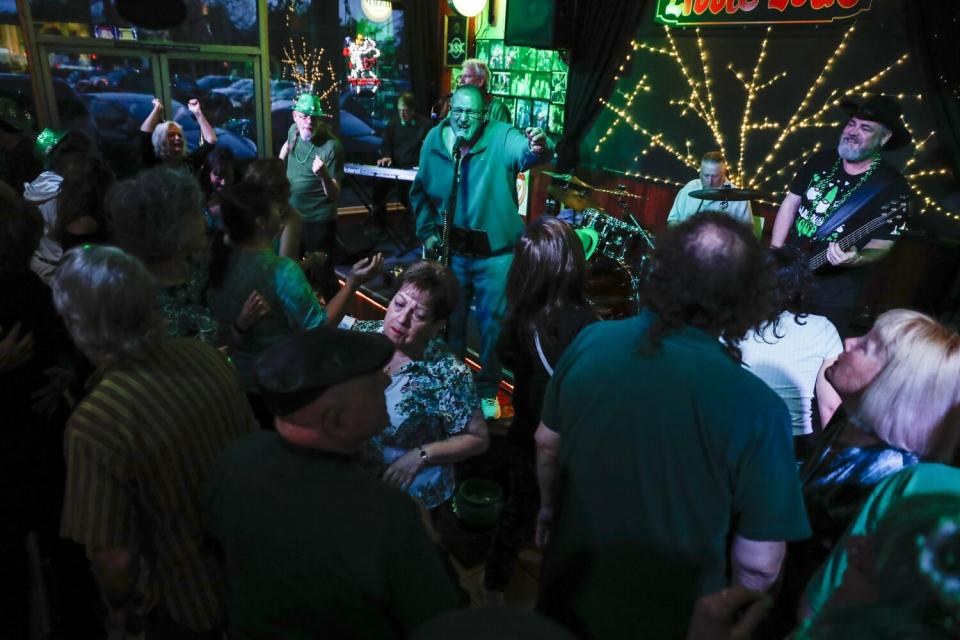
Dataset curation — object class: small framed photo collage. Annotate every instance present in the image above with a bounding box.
[474,39,567,136]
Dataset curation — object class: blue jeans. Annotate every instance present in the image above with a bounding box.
[448,253,512,398]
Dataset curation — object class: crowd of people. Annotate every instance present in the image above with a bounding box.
[2,83,960,640]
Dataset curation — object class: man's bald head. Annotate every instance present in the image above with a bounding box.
[641,212,777,357]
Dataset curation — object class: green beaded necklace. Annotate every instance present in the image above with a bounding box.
[808,153,881,222]
[292,137,314,165]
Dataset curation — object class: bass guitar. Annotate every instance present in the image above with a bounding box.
[805,194,909,271]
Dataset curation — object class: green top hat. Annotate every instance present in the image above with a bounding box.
[35,127,67,159]
[292,93,327,118]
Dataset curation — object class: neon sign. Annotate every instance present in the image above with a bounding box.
[655,0,872,27]
[342,34,382,94]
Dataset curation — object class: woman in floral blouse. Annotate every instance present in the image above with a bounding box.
[347,261,489,511]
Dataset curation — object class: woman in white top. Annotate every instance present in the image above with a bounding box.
[740,247,842,437]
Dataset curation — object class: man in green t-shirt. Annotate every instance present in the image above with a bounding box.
[279,94,344,301]
[535,213,811,639]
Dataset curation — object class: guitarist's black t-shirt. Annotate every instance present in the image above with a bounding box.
[786,150,909,249]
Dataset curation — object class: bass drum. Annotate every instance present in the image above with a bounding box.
[584,255,641,320]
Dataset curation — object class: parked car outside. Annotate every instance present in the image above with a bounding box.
[213,78,254,107]
[198,74,236,91]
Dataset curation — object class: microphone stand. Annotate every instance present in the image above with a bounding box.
[440,141,464,268]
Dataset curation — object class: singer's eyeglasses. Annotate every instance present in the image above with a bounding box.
[450,108,485,120]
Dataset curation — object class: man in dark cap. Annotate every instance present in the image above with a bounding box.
[770,94,913,336]
[202,327,464,639]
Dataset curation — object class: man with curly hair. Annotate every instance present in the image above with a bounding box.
[534,213,811,639]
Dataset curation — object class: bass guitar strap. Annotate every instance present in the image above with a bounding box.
[811,162,900,243]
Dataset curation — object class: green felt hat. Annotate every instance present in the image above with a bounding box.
[292,93,327,118]
[575,227,599,261]
[35,127,67,159]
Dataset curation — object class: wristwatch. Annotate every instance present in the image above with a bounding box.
[418,446,430,464]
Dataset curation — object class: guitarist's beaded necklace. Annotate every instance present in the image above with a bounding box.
[809,153,881,223]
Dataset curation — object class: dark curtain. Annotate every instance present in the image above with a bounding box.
[405,0,443,119]
[904,4,960,177]
[556,0,649,171]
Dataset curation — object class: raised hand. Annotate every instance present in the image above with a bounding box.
[525,127,547,154]
[347,252,384,288]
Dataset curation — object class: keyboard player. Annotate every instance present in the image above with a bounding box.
[373,92,431,230]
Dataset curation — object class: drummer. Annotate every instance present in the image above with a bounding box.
[666,151,753,226]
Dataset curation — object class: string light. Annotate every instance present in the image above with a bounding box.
[734,26,771,186]
[906,169,951,179]
[595,23,959,221]
[281,2,338,107]
[600,98,698,169]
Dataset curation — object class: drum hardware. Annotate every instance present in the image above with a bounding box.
[688,186,767,201]
[615,184,655,253]
[584,255,642,320]
[545,195,560,217]
[573,181,655,319]
[542,171,595,190]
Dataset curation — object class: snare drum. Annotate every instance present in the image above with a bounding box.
[585,255,640,320]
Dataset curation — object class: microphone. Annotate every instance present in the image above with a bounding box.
[453,135,466,158]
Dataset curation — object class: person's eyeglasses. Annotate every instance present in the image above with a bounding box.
[450,108,484,120]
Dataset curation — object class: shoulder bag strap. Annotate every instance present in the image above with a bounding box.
[534,330,554,377]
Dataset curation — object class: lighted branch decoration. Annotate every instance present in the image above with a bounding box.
[280,1,338,108]
[596,23,957,218]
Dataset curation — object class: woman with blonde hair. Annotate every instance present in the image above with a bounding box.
[803,309,960,536]
[773,309,960,634]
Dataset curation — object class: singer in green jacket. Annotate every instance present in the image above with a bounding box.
[410,85,553,419]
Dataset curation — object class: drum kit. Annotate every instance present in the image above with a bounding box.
[544,171,764,319]
[544,171,652,319]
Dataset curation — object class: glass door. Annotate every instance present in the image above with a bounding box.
[44,47,158,177]
[166,55,262,163]
[38,45,267,177]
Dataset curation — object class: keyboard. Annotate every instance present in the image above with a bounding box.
[344,163,418,182]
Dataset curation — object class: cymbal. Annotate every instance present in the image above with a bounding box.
[547,182,598,211]
[542,170,595,190]
[592,185,643,199]
[689,187,767,201]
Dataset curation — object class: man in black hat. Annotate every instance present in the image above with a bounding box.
[770,94,912,336]
[202,327,464,639]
